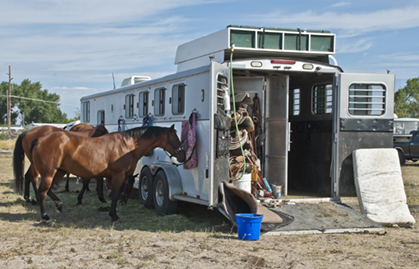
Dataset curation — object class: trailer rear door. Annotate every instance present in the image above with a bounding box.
[333,73,395,197]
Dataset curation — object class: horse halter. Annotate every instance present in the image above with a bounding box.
[163,128,183,158]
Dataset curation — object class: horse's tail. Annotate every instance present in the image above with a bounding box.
[13,131,27,194]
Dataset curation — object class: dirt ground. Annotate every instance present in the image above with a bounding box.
[1,153,418,269]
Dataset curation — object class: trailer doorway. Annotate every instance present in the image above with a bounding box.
[287,72,335,197]
[233,71,335,198]
[233,74,289,196]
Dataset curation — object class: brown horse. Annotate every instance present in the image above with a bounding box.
[66,123,108,194]
[13,124,108,203]
[26,125,185,222]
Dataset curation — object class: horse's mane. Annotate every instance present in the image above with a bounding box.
[120,126,165,140]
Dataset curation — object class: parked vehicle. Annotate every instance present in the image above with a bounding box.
[394,130,419,165]
[79,25,395,216]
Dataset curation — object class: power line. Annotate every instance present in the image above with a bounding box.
[0,94,59,104]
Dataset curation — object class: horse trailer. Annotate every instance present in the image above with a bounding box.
[80,26,395,218]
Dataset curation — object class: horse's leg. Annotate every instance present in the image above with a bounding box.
[65,173,70,192]
[24,165,35,203]
[86,180,91,193]
[37,175,53,221]
[97,178,106,203]
[76,178,92,205]
[48,169,66,213]
[109,190,120,222]
[108,176,121,222]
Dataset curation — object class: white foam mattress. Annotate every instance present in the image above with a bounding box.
[352,148,415,227]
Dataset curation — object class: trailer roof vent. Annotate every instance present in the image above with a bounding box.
[121,76,151,87]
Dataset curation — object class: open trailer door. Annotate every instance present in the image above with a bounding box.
[332,72,395,197]
[209,60,231,207]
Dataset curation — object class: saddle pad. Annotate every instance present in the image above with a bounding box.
[352,148,415,227]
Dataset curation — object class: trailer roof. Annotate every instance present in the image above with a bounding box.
[175,25,336,70]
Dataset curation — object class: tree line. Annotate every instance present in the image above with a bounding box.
[0,79,79,126]
[394,77,419,118]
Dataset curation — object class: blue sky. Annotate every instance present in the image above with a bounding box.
[1,0,419,119]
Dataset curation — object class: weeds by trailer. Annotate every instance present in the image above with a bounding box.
[80,26,395,219]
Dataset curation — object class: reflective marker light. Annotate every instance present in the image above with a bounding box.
[251,61,263,67]
[303,64,314,70]
[271,60,296,64]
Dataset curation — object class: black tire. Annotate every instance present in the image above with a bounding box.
[153,170,177,215]
[397,149,406,165]
[139,167,154,208]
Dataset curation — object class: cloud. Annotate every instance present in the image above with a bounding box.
[258,6,419,36]
[337,38,373,53]
[328,2,351,8]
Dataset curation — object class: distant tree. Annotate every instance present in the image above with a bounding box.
[63,108,81,124]
[13,79,68,125]
[0,81,19,125]
[394,77,419,118]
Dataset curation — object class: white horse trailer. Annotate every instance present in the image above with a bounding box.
[80,26,395,217]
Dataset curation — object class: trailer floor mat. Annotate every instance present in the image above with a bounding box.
[265,202,384,235]
[259,205,294,232]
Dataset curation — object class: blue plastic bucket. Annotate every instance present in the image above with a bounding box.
[235,213,264,241]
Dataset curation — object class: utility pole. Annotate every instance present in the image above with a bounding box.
[7,66,12,137]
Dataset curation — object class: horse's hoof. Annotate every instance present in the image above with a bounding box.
[31,199,37,205]
[112,218,121,223]
[86,189,91,194]
[76,202,82,206]
[100,199,106,203]
[55,210,61,214]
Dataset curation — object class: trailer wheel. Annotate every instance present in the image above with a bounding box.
[139,167,154,208]
[153,170,177,215]
[397,149,406,165]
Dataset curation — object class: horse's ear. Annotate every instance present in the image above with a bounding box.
[170,124,175,131]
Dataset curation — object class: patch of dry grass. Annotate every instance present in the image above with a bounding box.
[0,139,16,150]
[401,162,419,205]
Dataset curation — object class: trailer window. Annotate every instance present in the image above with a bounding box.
[97,110,105,125]
[312,83,332,114]
[139,91,149,117]
[349,84,385,116]
[172,84,185,115]
[290,88,300,116]
[154,88,165,116]
[125,94,134,118]
[82,101,90,122]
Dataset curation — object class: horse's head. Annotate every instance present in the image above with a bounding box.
[92,124,109,137]
[165,124,186,162]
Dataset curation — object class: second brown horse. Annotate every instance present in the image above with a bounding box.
[26,125,185,222]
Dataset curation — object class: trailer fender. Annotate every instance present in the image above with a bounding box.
[149,164,182,201]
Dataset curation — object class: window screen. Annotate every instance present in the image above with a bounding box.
[82,101,90,122]
[125,94,134,118]
[313,83,332,114]
[139,91,149,117]
[154,88,165,116]
[172,84,185,115]
[349,84,385,116]
[97,110,105,125]
[290,88,300,116]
